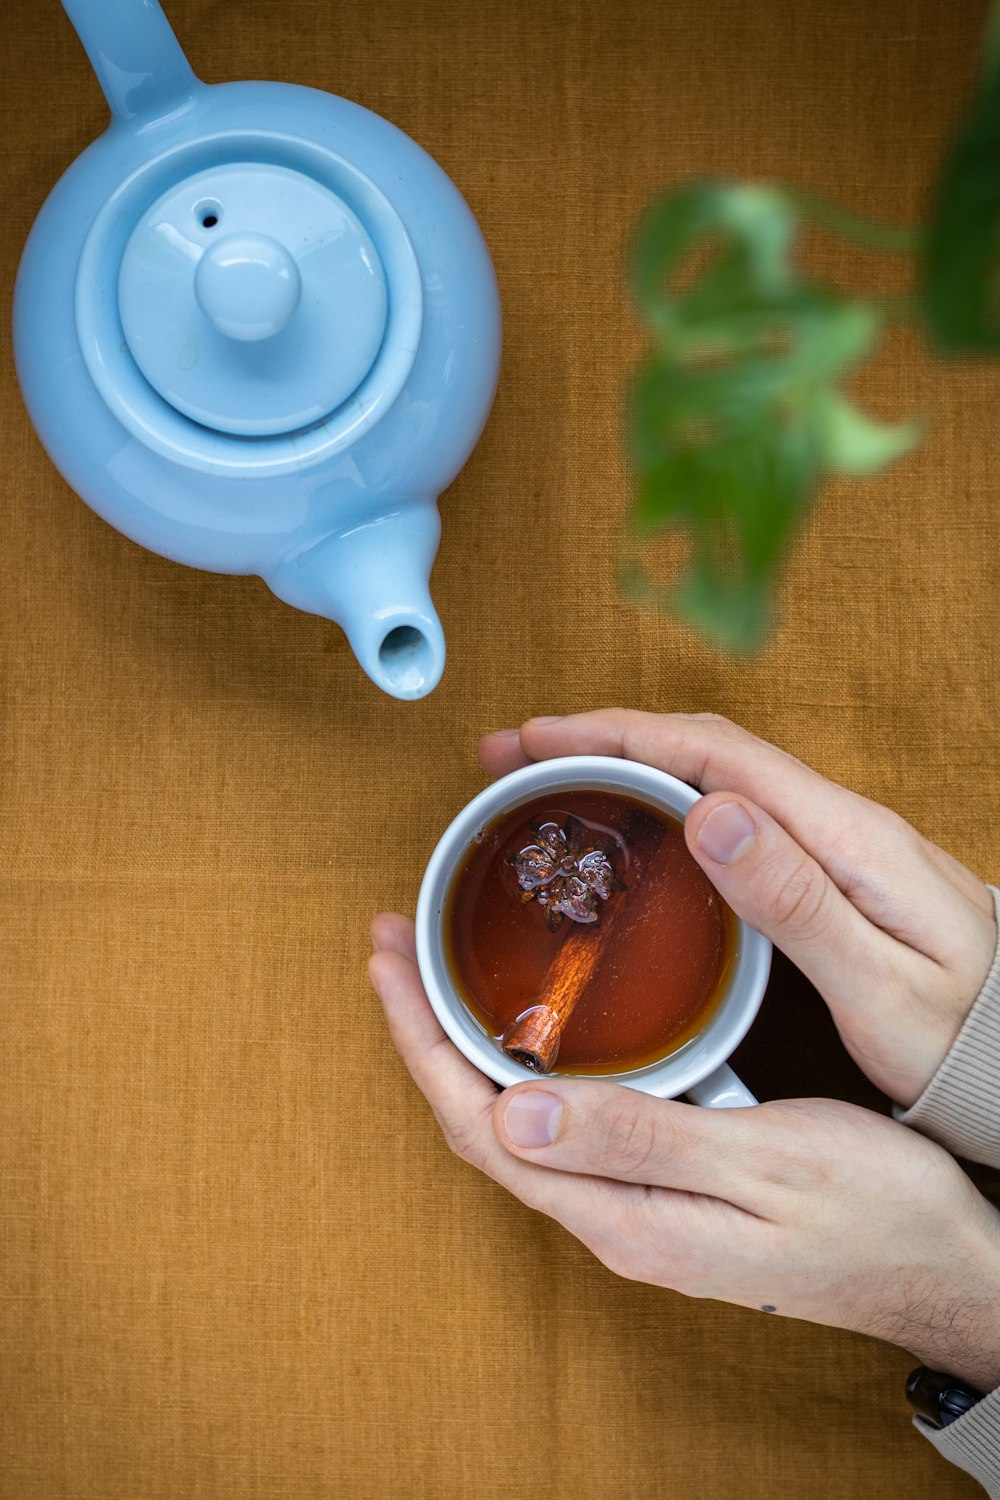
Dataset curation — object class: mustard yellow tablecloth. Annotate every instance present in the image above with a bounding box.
[2,1,999,1496]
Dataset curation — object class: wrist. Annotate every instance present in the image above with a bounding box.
[911,1339,1000,1399]
[905,1210,1000,1395]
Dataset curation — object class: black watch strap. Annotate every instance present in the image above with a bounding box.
[907,1366,983,1429]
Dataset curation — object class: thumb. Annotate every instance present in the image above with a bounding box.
[684,793,891,1000]
[493,1076,760,1206]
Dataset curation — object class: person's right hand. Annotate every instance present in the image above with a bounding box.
[478,711,997,1109]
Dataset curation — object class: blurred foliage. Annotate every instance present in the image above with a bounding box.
[924,5,1000,351]
[626,5,999,652]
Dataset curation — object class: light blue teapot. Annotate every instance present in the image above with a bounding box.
[14,0,501,698]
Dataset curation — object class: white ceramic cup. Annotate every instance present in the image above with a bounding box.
[415,755,772,1108]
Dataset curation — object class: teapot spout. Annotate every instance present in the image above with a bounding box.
[266,501,446,700]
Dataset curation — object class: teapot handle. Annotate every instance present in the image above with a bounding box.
[61,0,199,124]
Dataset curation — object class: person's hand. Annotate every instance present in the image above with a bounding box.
[369,914,1000,1391]
[478,711,997,1108]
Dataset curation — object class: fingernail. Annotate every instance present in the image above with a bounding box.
[489,728,521,738]
[527,715,562,725]
[371,934,381,951]
[697,802,755,864]
[504,1090,562,1147]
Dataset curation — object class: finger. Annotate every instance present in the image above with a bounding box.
[371,910,418,962]
[684,792,922,1005]
[493,1076,769,1212]
[368,925,635,1226]
[370,930,757,1287]
[478,727,536,778]
[370,921,498,1122]
[514,711,863,850]
[512,710,989,964]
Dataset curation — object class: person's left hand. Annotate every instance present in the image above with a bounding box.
[369,914,1000,1393]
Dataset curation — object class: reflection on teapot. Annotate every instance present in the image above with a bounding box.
[14,0,502,699]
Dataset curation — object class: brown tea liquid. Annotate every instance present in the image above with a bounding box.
[445,789,736,1074]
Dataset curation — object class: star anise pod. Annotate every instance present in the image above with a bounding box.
[509,815,621,929]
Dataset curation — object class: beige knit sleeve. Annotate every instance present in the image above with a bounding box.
[897,886,1000,1168]
[918,1387,1000,1498]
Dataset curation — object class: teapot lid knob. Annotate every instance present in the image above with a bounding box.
[194,232,301,342]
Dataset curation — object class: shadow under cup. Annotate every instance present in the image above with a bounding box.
[415,756,772,1106]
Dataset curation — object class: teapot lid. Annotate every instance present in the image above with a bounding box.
[118,162,388,436]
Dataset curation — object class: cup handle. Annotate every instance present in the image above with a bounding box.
[686,1062,757,1109]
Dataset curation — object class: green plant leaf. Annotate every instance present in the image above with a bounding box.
[809,390,922,474]
[922,4,1000,351]
[627,181,918,652]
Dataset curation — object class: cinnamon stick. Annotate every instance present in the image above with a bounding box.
[500,904,622,1072]
[501,812,666,1073]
